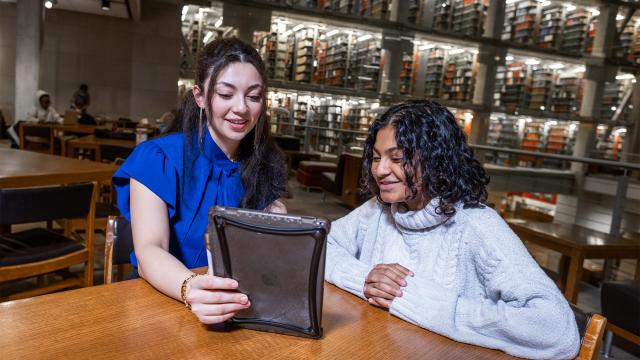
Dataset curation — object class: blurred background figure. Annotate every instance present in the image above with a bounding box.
[7,89,62,146]
[71,83,91,111]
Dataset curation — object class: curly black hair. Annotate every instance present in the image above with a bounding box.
[361,100,489,216]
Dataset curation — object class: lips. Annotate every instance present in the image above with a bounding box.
[377,180,400,192]
[225,118,248,131]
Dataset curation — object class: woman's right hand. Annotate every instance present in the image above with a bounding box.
[185,274,251,324]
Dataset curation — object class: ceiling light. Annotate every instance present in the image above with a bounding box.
[616,73,635,80]
[326,29,339,37]
[214,17,223,27]
[44,0,56,9]
[101,0,111,11]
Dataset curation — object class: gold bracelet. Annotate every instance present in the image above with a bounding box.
[180,273,198,309]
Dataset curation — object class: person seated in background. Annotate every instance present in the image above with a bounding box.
[71,83,91,111]
[69,84,96,125]
[7,89,62,146]
[29,90,62,124]
[325,100,580,359]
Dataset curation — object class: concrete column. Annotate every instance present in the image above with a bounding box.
[419,0,435,29]
[468,1,505,145]
[222,3,271,44]
[483,0,506,39]
[14,0,42,123]
[379,31,413,95]
[413,48,428,96]
[573,66,617,167]
[470,46,505,145]
[591,4,618,59]
[621,77,640,162]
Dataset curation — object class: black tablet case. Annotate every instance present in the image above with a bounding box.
[206,206,330,339]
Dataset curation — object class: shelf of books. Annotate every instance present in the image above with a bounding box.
[487,112,579,169]
[590,124,627,161]
[494,54,586,118]
[183,1,639,165]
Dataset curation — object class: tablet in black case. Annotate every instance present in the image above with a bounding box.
[206,206,330,339]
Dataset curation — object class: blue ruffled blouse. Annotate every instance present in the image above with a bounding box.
[112,131,244,268]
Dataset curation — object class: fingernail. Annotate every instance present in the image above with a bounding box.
[230,280,238,287]
[396,291,403,297]
[240,295,248,303]
[401,280,407,286]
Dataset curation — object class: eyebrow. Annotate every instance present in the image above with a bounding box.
[215,82,263,92]
[373,146,400,154]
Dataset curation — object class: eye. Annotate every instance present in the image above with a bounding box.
[372,156,381,163]
[391,157,403,163]
[217,93,232,99]
[247,95,262,102]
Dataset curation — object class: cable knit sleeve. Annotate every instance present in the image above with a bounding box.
[390,210,580,360]
[324,198,379,299]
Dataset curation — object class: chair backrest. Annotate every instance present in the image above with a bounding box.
[18,123,54,154]
[104,216,134,284]
[570,304,607,360]
[100,145,134,163]
[0,182,95,226]
[333,154,347,192]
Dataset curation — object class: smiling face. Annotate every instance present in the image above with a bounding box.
[372,125,425,210]
[193,62,264,158]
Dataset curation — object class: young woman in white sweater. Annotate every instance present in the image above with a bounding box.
[325,100,580,359]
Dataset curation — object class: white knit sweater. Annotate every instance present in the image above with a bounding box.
[325,197,580,360]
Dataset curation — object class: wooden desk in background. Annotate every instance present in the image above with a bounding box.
[18,123,97,156]
[507,219,640,303]
[66,135,136,162]
[0,280,515,359]
[0,148,116,189]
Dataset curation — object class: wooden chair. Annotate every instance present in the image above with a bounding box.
[18,123,55,154]
[104,216,133,284]
[0,182,97,302]
[571,304,607,360]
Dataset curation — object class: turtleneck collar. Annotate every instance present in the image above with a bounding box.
[391,197,452,233]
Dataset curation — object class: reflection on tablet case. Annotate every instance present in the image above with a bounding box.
[207,206,330,339]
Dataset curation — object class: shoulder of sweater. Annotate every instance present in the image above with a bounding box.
[453,205,523,260]
[333,197,384,227]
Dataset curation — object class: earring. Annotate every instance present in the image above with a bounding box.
[198,107,204,146]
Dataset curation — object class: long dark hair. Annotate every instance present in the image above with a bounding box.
[168,37,287,210]
[361,100,489,216]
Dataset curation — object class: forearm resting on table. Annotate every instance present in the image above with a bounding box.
[136,244,193,301]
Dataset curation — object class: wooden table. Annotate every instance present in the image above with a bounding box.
[0,280,515,359]
[19,123,97,155]
[0,148,117,188]
[507,219,640,303]
[67,135,135,162]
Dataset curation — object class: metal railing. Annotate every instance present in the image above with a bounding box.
[271,120,640,238]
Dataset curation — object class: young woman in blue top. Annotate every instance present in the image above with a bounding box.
[113,38,287,324]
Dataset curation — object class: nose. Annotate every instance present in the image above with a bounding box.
[231,94,249,114]
[373,157,390,178]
